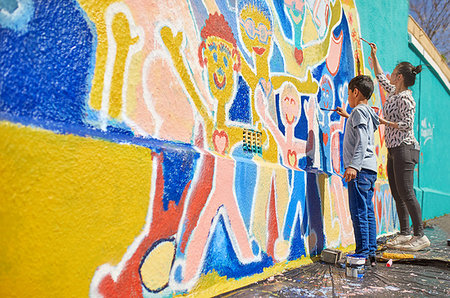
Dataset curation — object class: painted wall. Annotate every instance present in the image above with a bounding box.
[2,0,444,297]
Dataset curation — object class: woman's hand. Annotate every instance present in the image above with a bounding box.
[369,42,377,57]
[336,106,350,118]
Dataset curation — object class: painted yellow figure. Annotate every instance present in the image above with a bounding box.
[161,13,244,153]
[237,0,318,162]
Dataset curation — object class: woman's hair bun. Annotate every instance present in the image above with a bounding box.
[412,65,422,75]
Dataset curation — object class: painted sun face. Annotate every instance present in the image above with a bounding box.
[280,84,300,125]
[239,6,272,57]
[203,37,235,99]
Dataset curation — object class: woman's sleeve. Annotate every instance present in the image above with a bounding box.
[376,73,396,94]
[397,95,415,131]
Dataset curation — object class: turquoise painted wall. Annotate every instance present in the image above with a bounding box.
[357,0,450,220]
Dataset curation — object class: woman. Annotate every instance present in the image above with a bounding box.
[370,43,430,251]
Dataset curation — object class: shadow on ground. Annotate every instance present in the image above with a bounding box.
[216,215,450,297]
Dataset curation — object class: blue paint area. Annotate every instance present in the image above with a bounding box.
[294,96,311,140]
[270,42,285,73]
[273,0,292,40]
[287,209,306,260]
[233,147,257,228]
[0,0,33,31]
[275,94,285,135]
[229,76,251,123]
[201,214,273,279]
[0,0,18,13]
[306,172,324,256]
[310,11,353,175]
[162,150,197,210]
[283,170,308,240]
[0,0,95,128]
[188,0,208,33]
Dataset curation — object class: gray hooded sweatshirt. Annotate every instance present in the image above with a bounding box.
[343,104,380,173]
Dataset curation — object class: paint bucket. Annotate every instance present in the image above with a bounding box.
[345,254,366,278]
[346,264,365,278]
[346,254,366,265]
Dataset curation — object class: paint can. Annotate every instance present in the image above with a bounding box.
[346,254,366,265]
[345,263,365,278]
[345,254,366,278]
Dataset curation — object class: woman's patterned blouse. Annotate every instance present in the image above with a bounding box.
[376,73,419,149]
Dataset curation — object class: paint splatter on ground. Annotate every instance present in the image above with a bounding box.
[217,214,450,297]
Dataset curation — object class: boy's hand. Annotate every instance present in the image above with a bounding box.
[336,106,349,118]
[343,167,357,182]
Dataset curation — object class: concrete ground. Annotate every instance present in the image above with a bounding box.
[216,214,450,297]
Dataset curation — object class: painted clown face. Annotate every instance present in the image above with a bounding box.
[239,6,272,57]
[280,83,301,126]
[203,36,237,100]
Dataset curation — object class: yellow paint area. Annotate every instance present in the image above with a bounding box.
[140,239,176,292]
[182,256,313,297]
[302,8,319,45]
[77,0,117,111]
[109,11,140,118]
[0,122,152,297]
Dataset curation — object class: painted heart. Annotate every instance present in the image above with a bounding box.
[212,130,229,154]
[323,132,329,146]
[287,149,297,168]
[375,145,379,156]
[294,47,303,65]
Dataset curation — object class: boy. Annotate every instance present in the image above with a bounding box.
[336,75,379,266]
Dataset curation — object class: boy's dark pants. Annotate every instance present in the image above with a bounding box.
[348,168,378,257]
[387,143,423,237]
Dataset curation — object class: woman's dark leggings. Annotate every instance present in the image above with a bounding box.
[387,143,424,237]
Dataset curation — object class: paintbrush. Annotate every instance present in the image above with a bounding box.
[320,108,337,111]
[360,37,371,45]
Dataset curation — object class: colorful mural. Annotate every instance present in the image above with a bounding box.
[0,0,404,297]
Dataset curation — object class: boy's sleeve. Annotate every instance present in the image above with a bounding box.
[347,110,369,171]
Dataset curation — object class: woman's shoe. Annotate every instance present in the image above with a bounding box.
[386,234,412,248]
[396,235,430,251]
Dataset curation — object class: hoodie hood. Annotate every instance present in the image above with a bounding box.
[367,105,380,131]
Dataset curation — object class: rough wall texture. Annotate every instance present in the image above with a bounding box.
[2,0,444,297]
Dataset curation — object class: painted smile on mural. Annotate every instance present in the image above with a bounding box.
[213,70,227,90]
[281,94,300,125]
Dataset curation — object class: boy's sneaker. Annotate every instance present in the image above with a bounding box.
[396,235,431,251]
[386,234,412,248]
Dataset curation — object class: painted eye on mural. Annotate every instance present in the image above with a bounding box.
[258,24,267,40]
[223,56,228,68]
[240,18,255,39]
[213,52,218,63]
